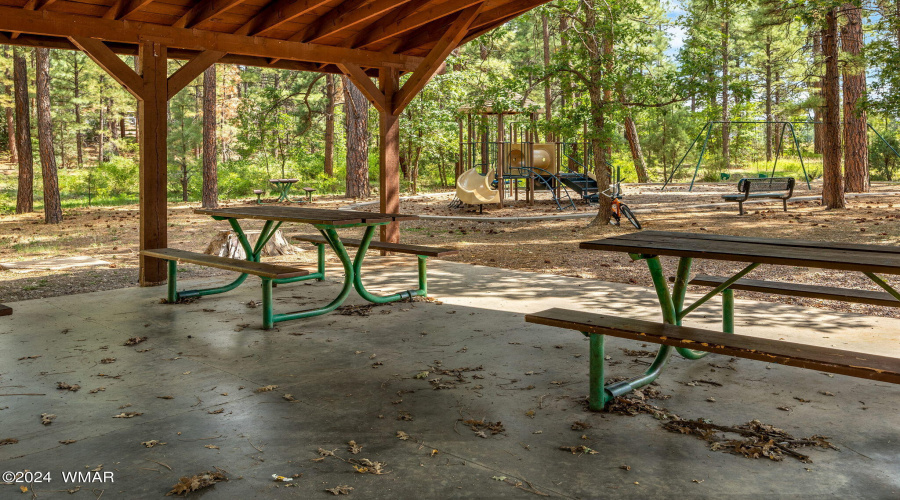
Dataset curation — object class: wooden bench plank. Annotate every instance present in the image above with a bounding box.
[291,234,458,258]
[688,274,900,308]
[140,248,308,280]
[0,304,12,316]
[525,308,900,384]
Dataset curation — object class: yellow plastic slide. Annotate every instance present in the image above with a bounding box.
[456,168,500,206]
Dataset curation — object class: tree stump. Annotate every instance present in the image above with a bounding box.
[204,229,299,259]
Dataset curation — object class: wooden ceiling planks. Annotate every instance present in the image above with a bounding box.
[0,0,549,62]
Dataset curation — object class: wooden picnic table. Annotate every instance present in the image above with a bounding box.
[187,206,420,328]
[553,230,900,408]
[268,178,299,202]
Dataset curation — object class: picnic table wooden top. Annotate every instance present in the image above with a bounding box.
[269,179,299,184]
[581,230,900,275]
[195,206,419,226]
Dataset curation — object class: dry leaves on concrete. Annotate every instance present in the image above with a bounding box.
[57,382,81,392]
[559,445,598,455]
[255,385,278,393]
[0,438,18,446]
[113,412,143,418]
[100,358,116,364]
[347,440,362,454]
[142,440,165,448]
[396,431,411,441]
[124,336,148,346]
[166,470,227,496]
[59,439,77,445]
[325,485,353,495]
[40,413,56,425]
[460,418,505,437]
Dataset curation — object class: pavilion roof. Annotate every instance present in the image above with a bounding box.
[0,0,550,74]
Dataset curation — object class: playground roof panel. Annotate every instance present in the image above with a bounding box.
[0,0,551,73]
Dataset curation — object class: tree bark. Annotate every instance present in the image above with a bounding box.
[72,54,83,168]
[202,64,219,208]
[721,11,730,170]
[13,47,33,214]
[541,13,553,141]
[623,114,649,182]
[585,4,611,226]
[342,76,369,198]
[813,32,824,155]
[35,49,62,224]
[4,58,17,165]
[765,36,773,162]
[822,8,845,209]
[324,73,335,177]
[841,3,868,193]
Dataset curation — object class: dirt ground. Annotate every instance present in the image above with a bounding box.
[3,181,900,319]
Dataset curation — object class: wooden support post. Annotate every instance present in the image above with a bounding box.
[138,41,169,285]
[379,67,400,246]
[497,112,504,208]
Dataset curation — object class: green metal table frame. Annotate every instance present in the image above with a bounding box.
[167,218,428,329]
[270,180,299,203]
[585,254,900,411]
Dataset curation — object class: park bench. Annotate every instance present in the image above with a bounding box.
[140,248,308,326]
[686,274,900,308]
[0,304,12,316]
[722,177,795,215]
[291,234,457,298]
[525,308,900,401]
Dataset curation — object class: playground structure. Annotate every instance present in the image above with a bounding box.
[454,105,601,211]
[664,120,900,192]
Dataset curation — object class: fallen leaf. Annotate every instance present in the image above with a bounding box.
[59,439,77,445]
[396,431,410,441]
[57,382,81,392]
[324,485,353,495]
[348,440,362,454]
[571,421,592,431]
[166,470,227,496]
[0,438,19,446]
[41,413,56,425]
[559,445,598,455]
[100,358,116,364]
[283,394,297,402]
[205,445,219,450]
[89,387,106,394]
[208,408,225,415]
[256,385,278,393]
[124,336,148,346]
[113,412,143,418]
[142,440,165,448]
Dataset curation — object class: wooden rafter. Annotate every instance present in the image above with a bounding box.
[233,0,331,37]
[69,36,144,99]
[301,0,408,45]
[105,0,156,21]
[337,63,386,113]
[392,3,482,114]
[173,0,247,29]
[352,0,483,50]
[0,6,423,71]
[167,50,227,99]
[342,0,429,48]
[9,0,55,39]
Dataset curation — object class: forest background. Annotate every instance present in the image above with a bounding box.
[1,0,899,221]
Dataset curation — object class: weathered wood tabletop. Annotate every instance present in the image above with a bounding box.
[581,230,900,275]
[195,206,419,226]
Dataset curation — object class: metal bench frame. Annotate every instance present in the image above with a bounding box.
[722,177,795,215]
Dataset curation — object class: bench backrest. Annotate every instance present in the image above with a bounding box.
[737,177,795,193]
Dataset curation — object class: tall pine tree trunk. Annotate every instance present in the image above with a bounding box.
[202,65,218,208]
[324,74,335,177]
[813,32,824,155]
[721,13,730,170]
[841,3,868,193]
[623,114,648,182]
[342,77,369,198]
[541,13,553,142]
[765,36,773,162]
[822,8,845,209]
[5,84,16,164]
[35,48,62,224]
[13,48,33,214]
[73,54,83,168]
[585,3,611,226]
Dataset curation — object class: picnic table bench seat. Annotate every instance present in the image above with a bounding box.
[291,234,458,258]
[0,304,12,316]
[141,248,309,328]
[525,308,900,408]
[722,177,795,215]
[686,274,900,308]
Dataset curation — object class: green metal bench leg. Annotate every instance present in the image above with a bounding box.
[262,278,274,329]
[167,260,178,303]
[351,225,428,303]
[588,333,613,410]
[723,289,734,334]
[418,255,427,296]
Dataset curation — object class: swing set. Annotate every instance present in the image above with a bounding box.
[662,120,814,192]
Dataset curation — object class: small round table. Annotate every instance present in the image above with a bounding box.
[269,179,299,202]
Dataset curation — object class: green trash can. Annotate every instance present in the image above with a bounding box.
[757,173,768,178]
[720,173,731,181]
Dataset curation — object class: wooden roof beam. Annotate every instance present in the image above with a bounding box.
[69,36,144,99]
[173,0,247,29]
[337,63,386,113]
[397,0,551,54]
[352,0,483,50]
[105,0,156,21]
[0,6,423,71]
[342,0,429,48]
[300,0,408,45]
[232,0,331,37]
[167,50,226,99]
[9,0,55,39]
[392,3,482,115]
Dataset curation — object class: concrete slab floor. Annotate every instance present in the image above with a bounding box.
[0,258,898,499]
